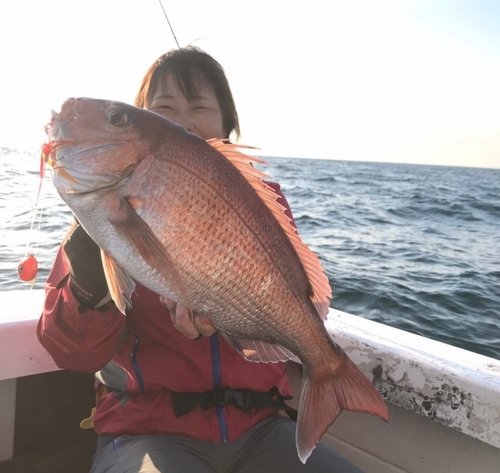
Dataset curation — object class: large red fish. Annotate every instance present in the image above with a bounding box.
[44,97,388,462]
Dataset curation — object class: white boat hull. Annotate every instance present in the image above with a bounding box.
[1,289,499,472]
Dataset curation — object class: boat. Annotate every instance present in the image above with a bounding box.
[1,289,499,472]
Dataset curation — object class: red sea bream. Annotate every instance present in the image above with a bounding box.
[43,97,389,462]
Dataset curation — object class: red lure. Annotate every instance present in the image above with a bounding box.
[40,142,54,178]
[18,136,71,284]
[18,254,38,282]
[38,136,73,199]
[39,139,70,171]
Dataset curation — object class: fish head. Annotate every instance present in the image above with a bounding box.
[44,97,156,194]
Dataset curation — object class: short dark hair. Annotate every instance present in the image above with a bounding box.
[135,46,240,139]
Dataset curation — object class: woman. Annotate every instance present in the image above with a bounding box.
[38,46,364,473]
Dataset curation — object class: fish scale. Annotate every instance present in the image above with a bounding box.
[130,158,302,326]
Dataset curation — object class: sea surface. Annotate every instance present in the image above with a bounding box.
[1,146,499,359]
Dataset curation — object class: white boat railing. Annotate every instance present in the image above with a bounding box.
[324,309,500,450]
[1,289,500,464]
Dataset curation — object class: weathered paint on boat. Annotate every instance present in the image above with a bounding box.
[324,310,500,450]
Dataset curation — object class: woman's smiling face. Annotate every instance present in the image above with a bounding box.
[146,73,224,140]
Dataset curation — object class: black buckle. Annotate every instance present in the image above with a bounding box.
[171,386,297,419]
[202,388,252,412]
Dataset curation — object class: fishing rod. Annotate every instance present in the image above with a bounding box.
[157,0,180,49]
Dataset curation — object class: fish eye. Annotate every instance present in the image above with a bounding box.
[108,110,129,127]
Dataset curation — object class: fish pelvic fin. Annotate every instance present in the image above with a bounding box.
[208,139,331,321]
[101,250,136,314]
[221,334,296,363]
[296,357,389,464]
[109,198,192,312]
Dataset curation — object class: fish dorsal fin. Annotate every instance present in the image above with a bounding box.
[221,333,296,363]
[208,139,332,320]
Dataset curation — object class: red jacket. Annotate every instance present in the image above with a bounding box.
[37,182,294,443]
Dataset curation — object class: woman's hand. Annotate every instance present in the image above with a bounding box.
[159,297,217,339]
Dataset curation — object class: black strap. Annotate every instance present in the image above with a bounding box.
[171,387,297,421]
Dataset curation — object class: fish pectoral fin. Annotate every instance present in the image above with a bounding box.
[109,198,192,311]
[101,249,136,314]
[222,334,296,363]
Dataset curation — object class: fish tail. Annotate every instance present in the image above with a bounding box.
[296,356,389,463]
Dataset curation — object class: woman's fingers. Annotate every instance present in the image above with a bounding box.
[172,304,200,339]
[193,315,217,337]
[159,297,216,338]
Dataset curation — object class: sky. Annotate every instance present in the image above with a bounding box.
[0,0,499,168]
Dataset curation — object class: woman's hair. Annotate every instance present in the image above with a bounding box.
[135,46,240,139]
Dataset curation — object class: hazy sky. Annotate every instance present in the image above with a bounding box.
[1,0,499,168]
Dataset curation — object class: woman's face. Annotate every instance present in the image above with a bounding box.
[146,74,225,140]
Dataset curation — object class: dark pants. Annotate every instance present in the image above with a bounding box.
[89,416,364,473]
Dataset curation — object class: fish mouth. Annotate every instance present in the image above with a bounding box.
[51,162,127,194]
[51,141,123,162]
[51,165,79,186]
[48,141,128,194]
[41,138,123,174]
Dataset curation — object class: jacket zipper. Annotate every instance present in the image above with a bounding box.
[130,335,145,393]
[210,334,229,442]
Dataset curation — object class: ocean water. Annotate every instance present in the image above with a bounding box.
[1,146,499,359]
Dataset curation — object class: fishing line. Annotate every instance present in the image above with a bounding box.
[18,152,47,286]
[27,161,47,255]
[25,205,42,257]
[19,205,43,289]
[157,0,180,49]
[33,193,45,254]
